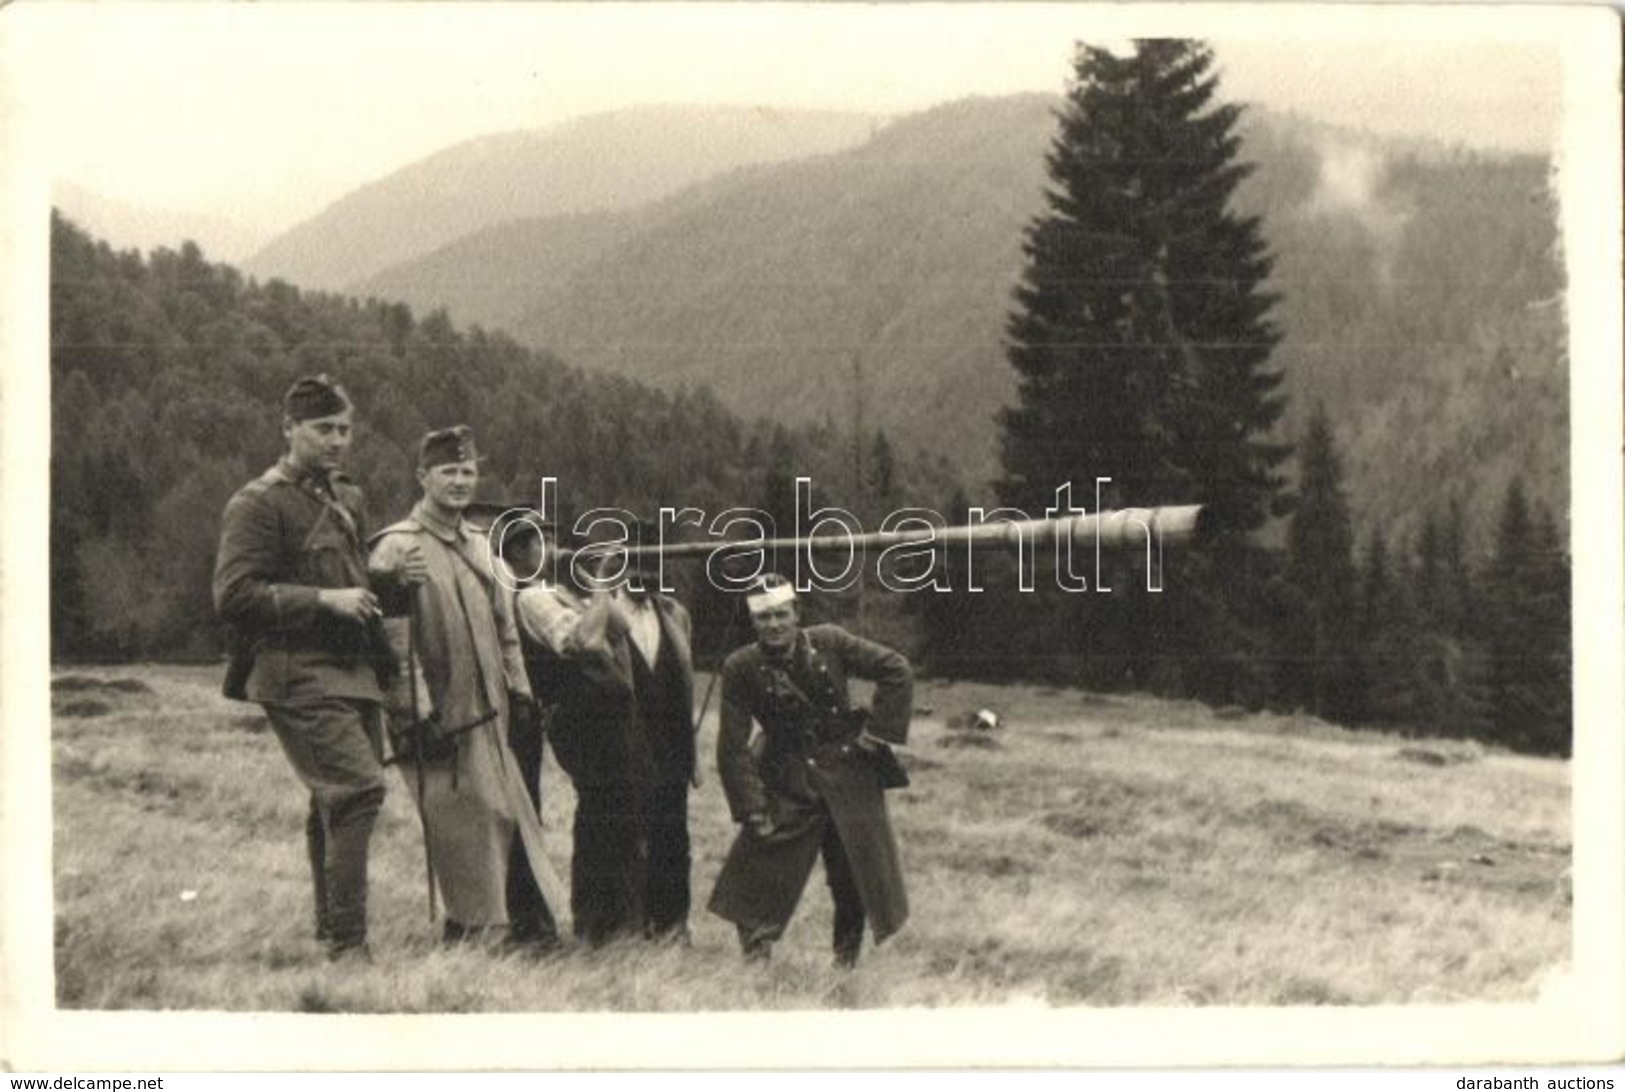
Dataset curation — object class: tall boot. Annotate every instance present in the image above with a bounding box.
[832,918,864,969]
[321,783,384,958]
[823,821,866,969]
[737,923,777,963]
[306,798,329,943]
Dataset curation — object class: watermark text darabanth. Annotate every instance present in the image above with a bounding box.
[487,477,1174,596]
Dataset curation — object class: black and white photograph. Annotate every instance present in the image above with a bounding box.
[0,0,1621,1075]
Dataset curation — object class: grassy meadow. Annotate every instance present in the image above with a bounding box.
[49,664,1570,1013]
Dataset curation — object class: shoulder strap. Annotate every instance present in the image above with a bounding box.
[308,487,360,543]
[369,518,423,549]
[446,530,497,590]
[798,635,845,708]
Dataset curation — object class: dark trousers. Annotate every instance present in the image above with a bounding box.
[504,717,560,944]
[641,781,693,939]
[723,803,866,963]
[821,818,867,962]
[266,699,385,954]
[570,782,691,945]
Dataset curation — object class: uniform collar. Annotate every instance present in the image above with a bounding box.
[273,457,333,488]
[759,628,806,667]
[411,499,467,543]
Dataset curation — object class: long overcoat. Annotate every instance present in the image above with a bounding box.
[707,624,912,942]
[369,503,564,928]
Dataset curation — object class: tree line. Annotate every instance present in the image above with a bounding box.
[917,39,1571,756]
[48,39,1571,757]
[47,212,951,668]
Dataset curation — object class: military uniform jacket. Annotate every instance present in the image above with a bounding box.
[709,624,912,941]
[715,624,911,821]
[212,460,388,703]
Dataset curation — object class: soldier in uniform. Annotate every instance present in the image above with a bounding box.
[213,374,397,961]
[367,427,564,945]
[707,575,913,967]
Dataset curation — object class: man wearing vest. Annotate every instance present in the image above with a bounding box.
[708,575,913,968]
[212,374,396,961]
[367,426,564,946]
[511,523,699,947]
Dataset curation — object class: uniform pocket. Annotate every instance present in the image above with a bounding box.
[300,519,362,590]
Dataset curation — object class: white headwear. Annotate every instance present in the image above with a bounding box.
[746,577,797,615]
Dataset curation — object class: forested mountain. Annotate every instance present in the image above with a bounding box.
[363,95,1052,491]
[46,82,1570,753]
[1255,127,1566,555]
[356,94,1567,556]
[245,105,882,291]
[350,171,757,344]
[48,214,950,664]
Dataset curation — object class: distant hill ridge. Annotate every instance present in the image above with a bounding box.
[358,93,1055,470]
[234,93,1566,559]
[244,104,884,291]
[354,93,1565,554]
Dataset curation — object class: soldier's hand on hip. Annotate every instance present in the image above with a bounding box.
[746,811,774,838]
[318,587,381,623]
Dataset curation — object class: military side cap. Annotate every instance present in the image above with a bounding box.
[418,425,481,469]
[283,374,351,422]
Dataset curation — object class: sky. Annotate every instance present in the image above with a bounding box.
[1,2,1576,243]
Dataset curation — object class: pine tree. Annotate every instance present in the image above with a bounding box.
[866,430,902,521]
[999,39,1288,520]
[1356,528,1394,715]
[1414,514,1444,624]
[46,213,960,665]
[1361,531,1432,730]
[996,39,1290,704]
[1526,504,1572,756]
[1283,403,1362,720]
[1485,477,1535,748]
[918,487,974,677]
[1407,498,1492,737]
[1437,497,1475,639]
[1485,480,1571,755]
[1485,477,1571,754]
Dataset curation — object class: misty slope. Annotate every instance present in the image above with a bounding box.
[1250,127,1568,547]
[531,95,1052,483]
[244,105,881,291]
[361,95,1567,549]
[366,94,1056,482]
[52,181,263,264]
[349,166,768,332]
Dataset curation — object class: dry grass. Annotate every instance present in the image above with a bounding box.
[50,666,1570,1012]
